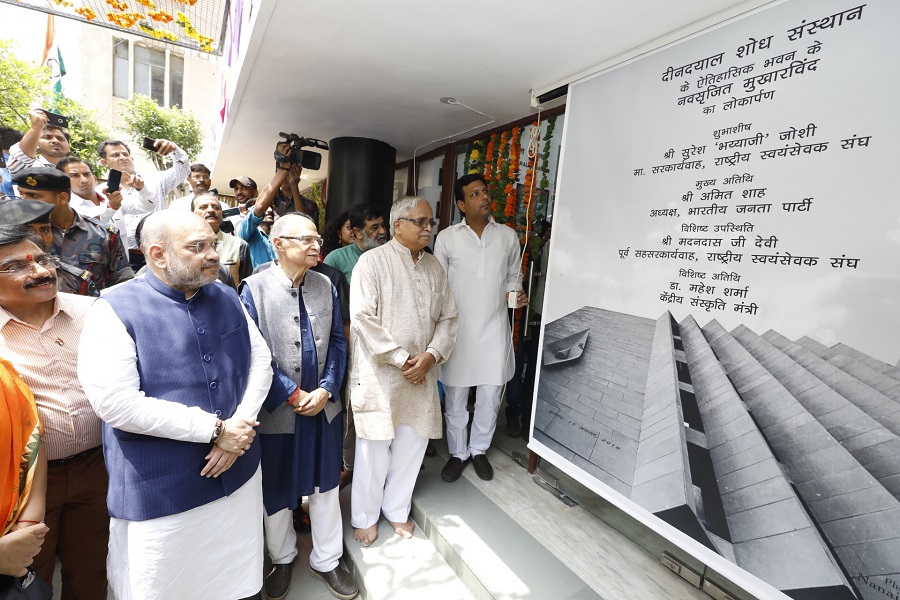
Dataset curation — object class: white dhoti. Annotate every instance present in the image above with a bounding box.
[351,424,427,528]
[108,466,264,600]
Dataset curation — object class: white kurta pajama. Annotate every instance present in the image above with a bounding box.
[348,238,458,527]
[78,299,273,600]
[434,217,522,459]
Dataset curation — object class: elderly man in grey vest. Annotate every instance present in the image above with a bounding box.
[239,213,356,600]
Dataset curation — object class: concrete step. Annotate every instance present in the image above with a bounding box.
[339,452,601,600]
[339,484,476,600]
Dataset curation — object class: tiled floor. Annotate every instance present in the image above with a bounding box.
[53,423,713,600]
[437,437,711,600]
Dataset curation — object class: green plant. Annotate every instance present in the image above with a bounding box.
[51,96,111,177]
[0,39,50,129]
[300,182,325,229]
[0,40,110,174]
[119,94,204,169]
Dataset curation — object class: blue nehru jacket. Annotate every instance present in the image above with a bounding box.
[101,271,259,521]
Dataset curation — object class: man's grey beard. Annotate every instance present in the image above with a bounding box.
[360,229,386,250]
[165,250,218,290]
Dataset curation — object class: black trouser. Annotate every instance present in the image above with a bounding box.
[505,314,540,427]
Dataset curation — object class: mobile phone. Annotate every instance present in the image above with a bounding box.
[142,137,158,153]
[40,109,69,128]
[222,207,240,218]
[106,169,122,193]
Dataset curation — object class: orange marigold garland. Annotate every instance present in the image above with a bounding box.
[508,126,521,180]
[521,121,540,230]
[148,10,174,23]
[76,7,97,19]
[108,12,141,27]
[504,182,516,218]
[496,131,508,182]
[483,133,496,180]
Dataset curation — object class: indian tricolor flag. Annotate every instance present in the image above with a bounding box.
[41,14,67,96]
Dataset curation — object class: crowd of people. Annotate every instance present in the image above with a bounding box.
[0,109,532,600]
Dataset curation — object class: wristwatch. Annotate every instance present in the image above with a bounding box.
[210,419,223,443]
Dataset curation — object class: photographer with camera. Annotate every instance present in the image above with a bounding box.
[7,108,70,175]
[96,137,190,270]
[237,135,328,269]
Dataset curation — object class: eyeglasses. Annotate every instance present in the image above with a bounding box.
[163,240,219,254]
[398,217,437,229]
[0,254,60,275]
[278,236,323,246]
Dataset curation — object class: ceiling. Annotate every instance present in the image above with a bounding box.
[211,0,770,192]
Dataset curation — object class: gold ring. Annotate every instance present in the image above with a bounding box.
[239,450,245,456]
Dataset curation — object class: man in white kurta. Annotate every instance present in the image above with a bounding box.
[349,197,458,547]
[434,174,526,483]
[77,212,272,600]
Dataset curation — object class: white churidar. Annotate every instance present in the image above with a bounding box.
[350,424,428,528]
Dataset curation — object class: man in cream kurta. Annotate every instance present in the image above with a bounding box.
[348,197,457,547]
[435,174,525,483]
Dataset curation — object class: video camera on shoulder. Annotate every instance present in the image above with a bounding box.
[275,133,328,170]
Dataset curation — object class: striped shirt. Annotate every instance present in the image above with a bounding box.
[6,142,56,176]
[0,293,101,460]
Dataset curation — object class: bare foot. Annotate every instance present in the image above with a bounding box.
[388,518,415,539]
[353,524,378,547]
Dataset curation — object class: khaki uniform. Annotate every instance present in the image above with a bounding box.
[51,212,133,296]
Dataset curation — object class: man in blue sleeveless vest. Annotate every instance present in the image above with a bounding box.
[77,211,273,600]
[240,213,356,600]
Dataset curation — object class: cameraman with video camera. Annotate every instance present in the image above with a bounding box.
[237,135,327,268]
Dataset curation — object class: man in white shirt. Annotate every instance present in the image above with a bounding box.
[435,175,526,483]
[169,163,212,210]
[56,156,127,238]
[96,138,190,269]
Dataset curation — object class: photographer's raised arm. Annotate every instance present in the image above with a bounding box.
[288,164,305,213]
[17,108,49,159]
[151,138,191,199]
[252,142,292,217]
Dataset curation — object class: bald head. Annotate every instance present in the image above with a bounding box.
[142,211,211,249]
[143,212,219,295]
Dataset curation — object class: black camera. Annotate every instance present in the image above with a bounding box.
[275,133,328,170]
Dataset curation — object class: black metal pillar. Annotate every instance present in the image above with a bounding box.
[326,137,396,221]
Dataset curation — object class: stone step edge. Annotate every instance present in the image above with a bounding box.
[410,495,494,600]
[338,486,477,600]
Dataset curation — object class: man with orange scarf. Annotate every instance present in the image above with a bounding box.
[0,356,48,581]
